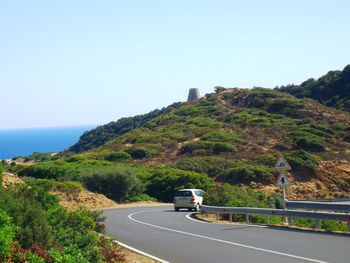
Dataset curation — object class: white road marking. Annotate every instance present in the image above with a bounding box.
[117,241,170,263]
[128,210,328,263]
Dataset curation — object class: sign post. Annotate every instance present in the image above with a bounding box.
[274,155,291,206]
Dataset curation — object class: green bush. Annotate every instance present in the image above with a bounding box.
[180,141,236,155]
[201,131,243,143]
[222,162,275,183]
[175,157,235,177]
[126,147,156,159]
[83,167,145,202]
[48,207,102,262]
[0,187,52,249]
[144,167,213,202]
[103,151,131,162]
[290,130,325,151]
[204,184,273,208]
[0,209,16,259]
[25,179,84,193]
[266,98,303,113]
[285,150,320,173]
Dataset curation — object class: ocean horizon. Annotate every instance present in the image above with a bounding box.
[0,125,96,159]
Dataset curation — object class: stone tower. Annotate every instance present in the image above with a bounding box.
[187,88,201,102]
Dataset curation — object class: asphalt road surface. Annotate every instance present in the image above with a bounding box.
[103,206,350,263]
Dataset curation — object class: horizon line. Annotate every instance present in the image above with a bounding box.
[0,123,100,131]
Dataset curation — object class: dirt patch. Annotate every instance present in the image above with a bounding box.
[255,160,350,200]
[118,246,160,263]
[2,172,25,188]
[49,190,117,211]
[50,189,171,211]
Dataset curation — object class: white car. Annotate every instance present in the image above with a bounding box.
[173,189,204,211]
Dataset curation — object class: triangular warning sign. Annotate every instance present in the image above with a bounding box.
[274,156,291,171]
[276,173,290,186]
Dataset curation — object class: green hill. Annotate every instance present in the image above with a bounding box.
[68,103,180,153]
[19,87,350,202]
[276,65,350,112]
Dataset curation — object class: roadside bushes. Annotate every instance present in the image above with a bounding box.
[83,167,145,202]
[203,184,273,208]
[222,162,275,183]
[144,167,213,202]
[0,209,16,260]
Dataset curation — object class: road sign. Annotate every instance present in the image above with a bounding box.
[274,156,291,171]
[276,173,290,187]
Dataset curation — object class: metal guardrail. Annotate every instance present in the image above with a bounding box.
[286,201,350,212]
[200,205,350,231]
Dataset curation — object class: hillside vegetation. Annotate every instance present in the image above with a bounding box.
[0,165,127,262]
[68,103,180,153]
[18,86,350,202]
[277,65,350,112]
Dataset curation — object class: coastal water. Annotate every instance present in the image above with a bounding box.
[0,125,96,159]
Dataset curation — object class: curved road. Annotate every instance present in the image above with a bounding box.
[103,206,350,263]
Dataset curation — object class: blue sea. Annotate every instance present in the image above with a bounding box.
[0,125,96,159]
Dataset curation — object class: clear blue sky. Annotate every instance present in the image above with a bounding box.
[1,0,349,129]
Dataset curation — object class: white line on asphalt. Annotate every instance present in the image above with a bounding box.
[185,213,210,224]
[117,241,170,263]
[128,210,328,263]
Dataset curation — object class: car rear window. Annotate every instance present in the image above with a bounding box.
[195,190,204,197]
[175,191,193,197]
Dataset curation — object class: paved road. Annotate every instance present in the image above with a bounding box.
[103,206,350,263]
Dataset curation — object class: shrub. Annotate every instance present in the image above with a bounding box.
[290,131,325,151]
[103,151,131,162]
[25,179,84,194]
[285,150,320,173]
[203,184,273,208]
[0,186,53,249]
[83,167,145,202]
[175,157,236,177]
[266,98,303,113]
[0,209,16,259]
[180,141,236,155]
[222,163,275,183]
[48,207,102,262]
[126,147,156,159]
[201,131,243,143]
[145,167,213,202]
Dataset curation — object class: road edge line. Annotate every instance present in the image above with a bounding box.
[116,241,170,263]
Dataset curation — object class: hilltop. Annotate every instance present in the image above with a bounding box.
[276,65,350,112]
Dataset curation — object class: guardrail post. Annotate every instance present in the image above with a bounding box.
[246,214,250,223]
[229,213,233,222]
[288,217,293,226]
[316,219,321,229]
[216,213,220,221]
[348,220,350,232]
[266,216,270,225]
